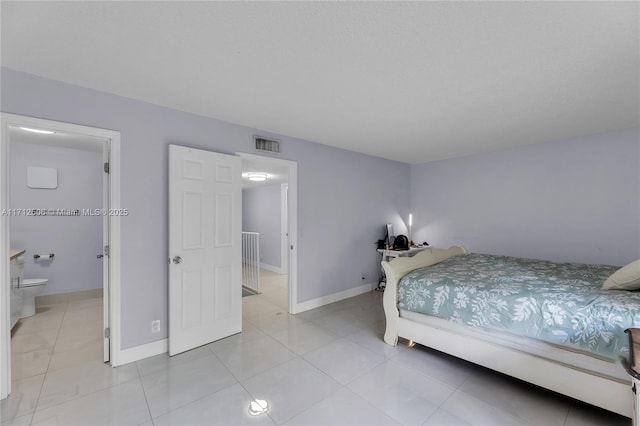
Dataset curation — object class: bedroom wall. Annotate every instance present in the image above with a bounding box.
[1,67,410,349]
[410,128,640,266]
[242,184,282,271]
[9,142,103,295]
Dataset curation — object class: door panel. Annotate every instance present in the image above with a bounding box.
[182,191,204,249]
[169,145,242,356]
[215,194,233,247]
[181,269,203,328]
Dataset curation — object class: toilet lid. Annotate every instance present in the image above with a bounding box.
[21,278,47,287]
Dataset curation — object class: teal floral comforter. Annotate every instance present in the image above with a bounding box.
[397,253,640,359]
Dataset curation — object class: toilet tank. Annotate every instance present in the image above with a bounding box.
[11,255,25,287]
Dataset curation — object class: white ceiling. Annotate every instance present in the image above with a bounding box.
[1,1,638,164]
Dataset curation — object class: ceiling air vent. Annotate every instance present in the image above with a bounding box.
[254,136,280,154]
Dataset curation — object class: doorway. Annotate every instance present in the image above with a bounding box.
[236,152,298,314]
[0,113,121,399]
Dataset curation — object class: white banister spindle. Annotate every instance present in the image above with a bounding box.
[242,232,260,294]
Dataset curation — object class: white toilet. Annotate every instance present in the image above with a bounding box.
[19,278,48,318]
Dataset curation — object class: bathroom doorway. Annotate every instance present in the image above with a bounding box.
[0,113,122,400]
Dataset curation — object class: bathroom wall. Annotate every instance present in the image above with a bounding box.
[9,141,104,295]
[242,184,283,272]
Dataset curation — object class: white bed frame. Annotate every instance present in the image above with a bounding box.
[381,246,632,418]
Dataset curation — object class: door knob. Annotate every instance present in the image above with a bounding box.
[172,256,182,264]
[97,254,104,259]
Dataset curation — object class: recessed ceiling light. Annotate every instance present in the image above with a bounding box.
[247,173,268,182]
[19,127,55,134]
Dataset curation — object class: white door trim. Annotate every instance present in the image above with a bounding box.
[235,153,299,314]
[0,113,123,399]
[280,183,289,275]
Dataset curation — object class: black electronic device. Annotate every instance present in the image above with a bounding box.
[393,235,409,250]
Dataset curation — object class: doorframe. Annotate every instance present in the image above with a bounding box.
[235,152,299,314]
[280,183,289,275]
[0,113,122,399]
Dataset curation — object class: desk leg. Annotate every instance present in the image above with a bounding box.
[375,254,389,292]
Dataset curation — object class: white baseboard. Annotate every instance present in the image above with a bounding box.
[113,338,167,366]
[260,262,286,275]
[292,282,375,314]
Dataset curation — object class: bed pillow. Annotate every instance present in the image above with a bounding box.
[603,259,640,290]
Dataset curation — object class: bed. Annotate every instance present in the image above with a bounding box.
[382,246,638,418]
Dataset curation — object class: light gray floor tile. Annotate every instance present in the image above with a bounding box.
[135,345,213,378]
[0,374,44,423]
[242,299,285,325]
[423,391,527,426]
[343,293,386,321]
[61,303,103,325]
[253,312,308,337]
[153,383,275,425]
[54,326,102,350]
[0,414,32,426]
[293,304,342,322]
[37,361,139,410]
[348,329,410,359]
[241,357,342,424]
[303,338,385,385]
[47,341,104,373]
[284,387,400,426]
[310,310,374,337]
[393,344,475,388]
[140,353,237,418]
[271,320,339,355]
[11,348,52,380]
[348,360,456,425]
[10,331,58,355]
[458,369,570,426]
[214,335,296,381]
[31,379,150,426]
[208,322,267,355]
[10,311,64,335]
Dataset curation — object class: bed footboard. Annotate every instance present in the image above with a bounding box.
[381,245,467,345]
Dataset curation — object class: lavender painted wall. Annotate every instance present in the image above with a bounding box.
[410,128,640,266]
[242,185,282,270]
[10,142,103,295]
[1,67,410,348]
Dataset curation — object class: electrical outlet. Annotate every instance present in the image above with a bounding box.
[151,320,161,333]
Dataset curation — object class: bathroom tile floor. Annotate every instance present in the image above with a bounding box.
[1,271,632,425]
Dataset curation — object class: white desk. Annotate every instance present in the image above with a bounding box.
[377,246,429,261]
[376,246,429,291]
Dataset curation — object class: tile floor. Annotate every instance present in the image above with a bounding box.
[1,270,632,425]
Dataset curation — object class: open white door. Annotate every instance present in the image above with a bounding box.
[168,145,242,356]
